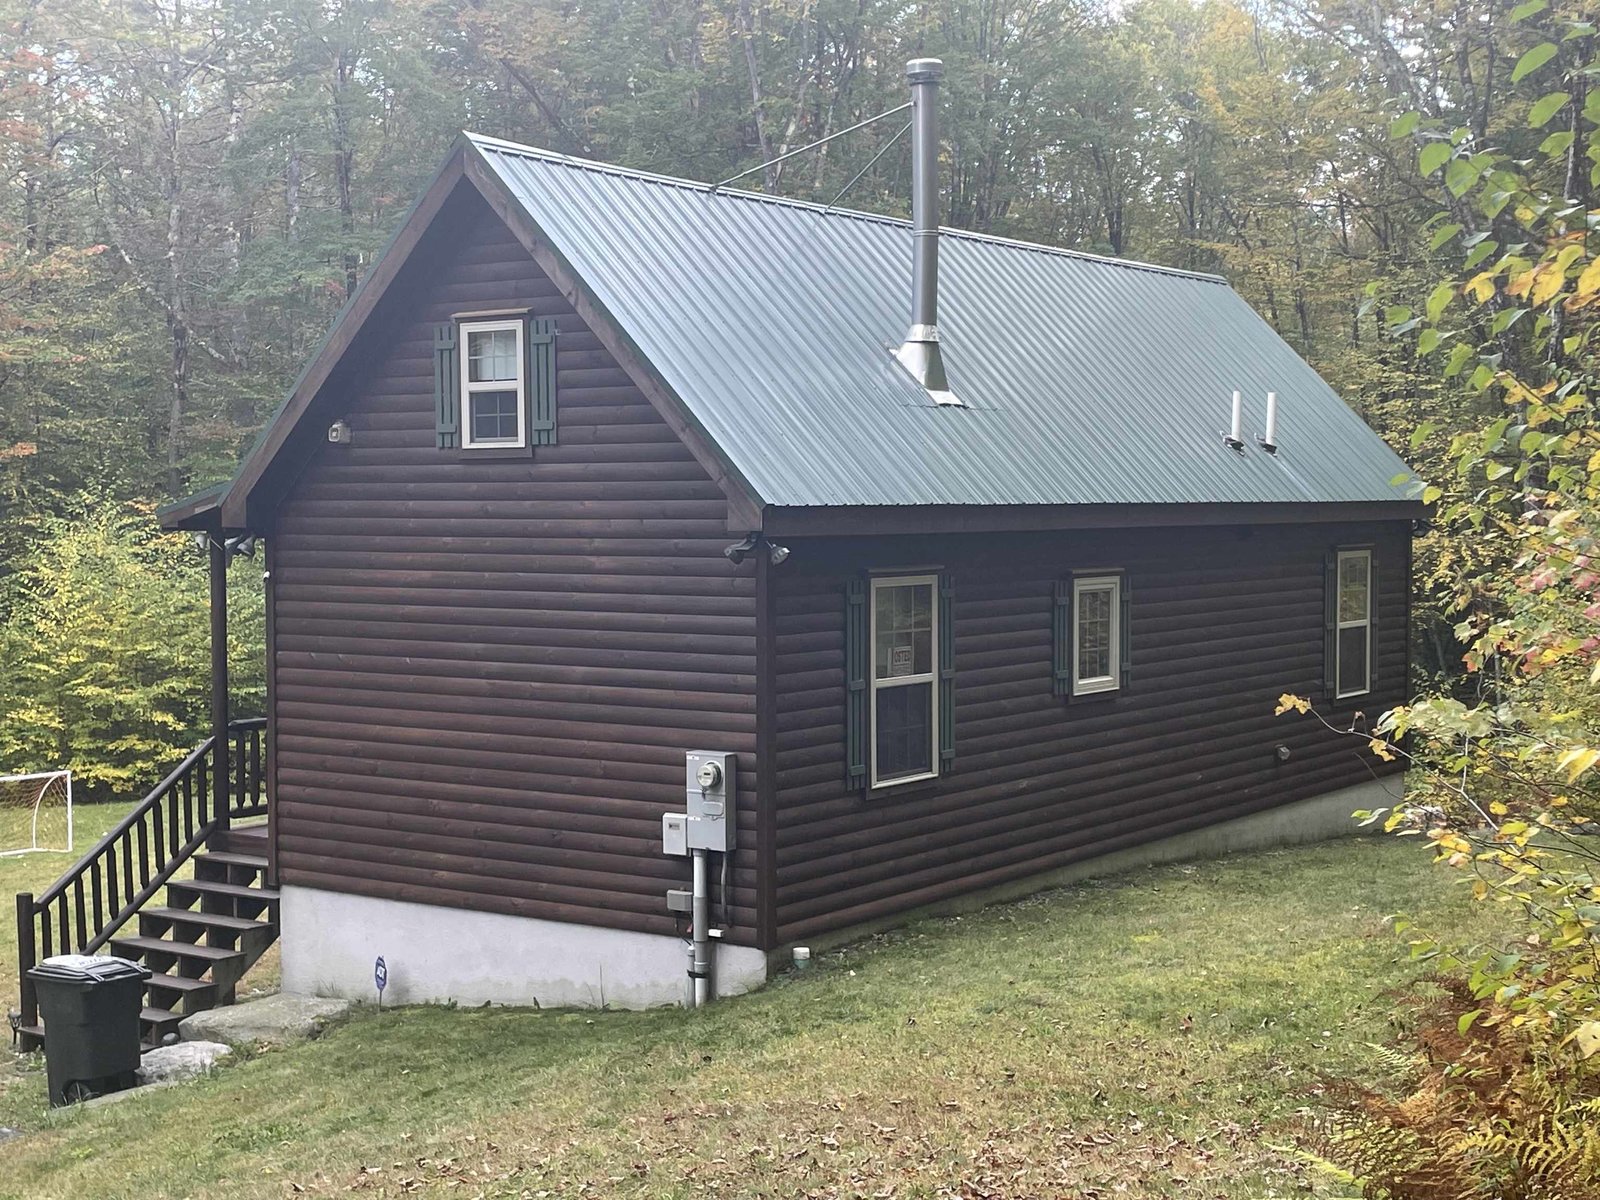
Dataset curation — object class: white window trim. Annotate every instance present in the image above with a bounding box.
[1335,548,1372,699]
[869,573,940,790]
[1072,574,1122,697]
[460,318,527,449]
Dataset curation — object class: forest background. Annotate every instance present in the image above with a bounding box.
[0,0,1561,787]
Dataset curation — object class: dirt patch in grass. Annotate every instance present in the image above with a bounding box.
[0,838,1505,1200]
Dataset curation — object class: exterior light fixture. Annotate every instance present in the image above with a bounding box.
[723,534,759,565]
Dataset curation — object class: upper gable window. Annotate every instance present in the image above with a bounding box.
[460,319,526,449]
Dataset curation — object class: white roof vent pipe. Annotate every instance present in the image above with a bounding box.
[1224,390,1245,451]
[1260,391,1279,453]
[894,58,962,407]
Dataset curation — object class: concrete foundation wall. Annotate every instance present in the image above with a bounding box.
[281,778,1397,1006]
[279,889,767,1010]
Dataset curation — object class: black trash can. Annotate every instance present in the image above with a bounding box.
[26,954,150,1106]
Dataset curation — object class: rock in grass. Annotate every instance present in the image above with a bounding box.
[178,993,352,1047]
[136,1041,232,1085]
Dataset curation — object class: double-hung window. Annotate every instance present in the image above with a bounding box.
[1335,548,1372,698]
[870,574,939,788]
[460,319,526,449]
[1072,574,1122,696]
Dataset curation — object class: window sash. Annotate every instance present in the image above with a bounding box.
[869,574,939,788]
[1072,575,1121,695]
[1335,549,1372,698]
[460,319,527,448]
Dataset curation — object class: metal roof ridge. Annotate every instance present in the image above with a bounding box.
[464,132,1229,286]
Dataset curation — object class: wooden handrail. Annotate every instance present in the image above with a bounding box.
[36,738,208,909]
[12,717,266,1040]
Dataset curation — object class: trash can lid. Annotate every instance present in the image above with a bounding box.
[28,954,151,983]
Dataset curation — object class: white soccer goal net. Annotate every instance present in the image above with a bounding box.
[0,770,73,857]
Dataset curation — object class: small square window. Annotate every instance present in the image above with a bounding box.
[460,320,526,448]
[1072,575,1121,696]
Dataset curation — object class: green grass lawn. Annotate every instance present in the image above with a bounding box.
[0,836,1503,1200]
[0,802,135,999]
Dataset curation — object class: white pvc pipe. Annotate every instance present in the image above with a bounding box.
[1264,391,1278,448]
[1230,391,1243,445]
[691,848,710,1007]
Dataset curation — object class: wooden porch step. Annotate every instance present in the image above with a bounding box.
[110,935,240,964]
[145,972,216,1001]
[140,1006,183,1048]
[209,824,268,854]
[195,850,267,871]
[167,879,279,905]
[141,906,267,935]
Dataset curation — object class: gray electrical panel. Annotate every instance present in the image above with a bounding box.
[684,750,736,852]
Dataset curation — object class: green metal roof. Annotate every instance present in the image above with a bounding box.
[470,133,1414,510]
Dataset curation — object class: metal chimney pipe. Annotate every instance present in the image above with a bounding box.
[895,57,959,405]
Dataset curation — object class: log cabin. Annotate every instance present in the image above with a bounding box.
[33,59,1419,1023]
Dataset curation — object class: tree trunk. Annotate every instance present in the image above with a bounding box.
[332,35,358,300]
[286,147,302,241]
[164,3,188,496]
[736,0,776,189]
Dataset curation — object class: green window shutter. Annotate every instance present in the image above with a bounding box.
[1119,575,1133,691]
[1051,579,1072,698]
[939,575,955,767]
[527,317,558,446]
[1323,551,1338,699]
[844,578,868,789]
[433,323,459,449]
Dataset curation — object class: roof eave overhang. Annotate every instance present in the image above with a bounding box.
[157,483,231,532]
[759,499,1427,538]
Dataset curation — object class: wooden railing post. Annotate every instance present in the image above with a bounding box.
[209,526,230,831]
[15,891,38,1035]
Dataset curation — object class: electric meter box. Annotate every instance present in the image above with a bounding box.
[684,750,736,852]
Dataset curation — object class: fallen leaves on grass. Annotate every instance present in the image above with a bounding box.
[327,1096,1309,1199]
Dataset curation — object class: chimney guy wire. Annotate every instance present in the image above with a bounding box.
[710,102,912,193]
[824,119,914,212]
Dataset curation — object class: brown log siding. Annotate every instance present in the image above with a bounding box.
[770,522,1410,944]
[269,197,760,943]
